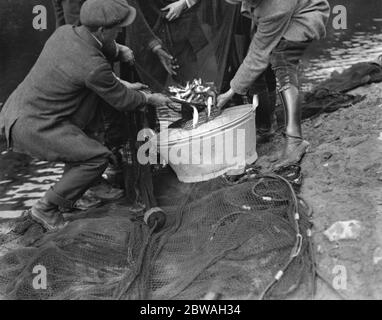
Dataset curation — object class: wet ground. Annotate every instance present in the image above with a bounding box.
[0,151,63,217]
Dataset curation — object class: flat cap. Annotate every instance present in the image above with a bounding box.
[80,0,137,28]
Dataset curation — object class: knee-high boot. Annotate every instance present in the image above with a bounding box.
[276,85,310,167]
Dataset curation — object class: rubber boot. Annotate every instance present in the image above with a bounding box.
[30,196,68,232]
[275,86,310,168]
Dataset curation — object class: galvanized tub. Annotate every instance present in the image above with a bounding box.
[157,104,258,183]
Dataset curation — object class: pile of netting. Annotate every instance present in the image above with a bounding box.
[0,174,314,300]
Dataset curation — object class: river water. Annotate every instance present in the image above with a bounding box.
[301,0,382,90]
[0,0,381,218]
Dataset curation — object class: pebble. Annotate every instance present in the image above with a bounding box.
[342,135,369,148]
[324,220,362,242]
[321,152,333,161]
[314,119,323,128]
[353,262,363,273]
[373,247,382,265]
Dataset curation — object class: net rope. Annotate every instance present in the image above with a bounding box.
[0,173,314,300]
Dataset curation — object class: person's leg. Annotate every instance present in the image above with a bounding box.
[11,119,112,230]
[249,66,277,143]
[270,39,311,166]
[30,154,109,230]
[45,155,109,208]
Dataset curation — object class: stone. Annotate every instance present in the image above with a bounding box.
[373,247,382,265]
[342,135,369,148]
[321,152,333,161]
[324,220,362,242]
[314,119,323,128]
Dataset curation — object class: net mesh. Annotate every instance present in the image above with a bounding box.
[0,173,314,300]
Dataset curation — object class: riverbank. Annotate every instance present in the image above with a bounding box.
[300,82,382,299]
[1,82,381,299]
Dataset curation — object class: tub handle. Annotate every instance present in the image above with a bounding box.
[252,94,259,111]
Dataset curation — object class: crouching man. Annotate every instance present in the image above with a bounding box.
[0,0,170,231]
[218,0,330,168]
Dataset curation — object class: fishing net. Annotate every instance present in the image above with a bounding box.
[0,171,314,300]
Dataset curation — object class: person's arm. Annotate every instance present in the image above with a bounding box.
[230,0,297,95]
[85,62,147,111]
[127,0,178,75]
[60,0,84,25]
[161,0,198,21]
[185,0,199,8]
[129,0,162,51]
[51,0,66,28]
[85,62,171,111]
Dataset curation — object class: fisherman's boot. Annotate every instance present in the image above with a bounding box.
[30,196,68,232]
[276,86,310,168]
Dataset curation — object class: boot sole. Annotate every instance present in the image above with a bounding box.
[273,140,310,169]
[28,210,68,232]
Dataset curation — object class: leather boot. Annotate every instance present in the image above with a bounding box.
[30,197,68,232]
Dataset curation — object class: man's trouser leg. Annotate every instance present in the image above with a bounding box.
[11,119,112,210]
[249,66,277,143]
[46,155,109,209]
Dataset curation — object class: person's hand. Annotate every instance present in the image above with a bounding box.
[217,88,235,109]
[121,81,149,90]
[161,0,187,21]
[147,93,172,106]
[153,46,178,75]
[118,45,135,64]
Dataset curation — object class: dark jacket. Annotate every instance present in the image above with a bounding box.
[230,0,330,94]
[52,0,162,53]
[0,26,146,154]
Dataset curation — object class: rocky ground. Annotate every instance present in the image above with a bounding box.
[0,82,381,299]
[301,82,382,299]
[256,82,382,299]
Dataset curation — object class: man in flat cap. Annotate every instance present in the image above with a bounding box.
[218,0,330,168]
[0,0,171,231]
[51,0,176,75]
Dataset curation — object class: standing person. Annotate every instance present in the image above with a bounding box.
[218,0,330,168]
[0,0,170,231]
[134,0,207,87]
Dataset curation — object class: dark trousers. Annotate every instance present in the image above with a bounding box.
[249,66,277,131]
[11,113,111,209]
[270,38,311,92]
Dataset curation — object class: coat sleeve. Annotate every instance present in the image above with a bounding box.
[186,0,199,8]
[60,0,85,26]
[230,0,297,95]
[129,0,162,52]
[51,0,66,28]
[85,62,147,112]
